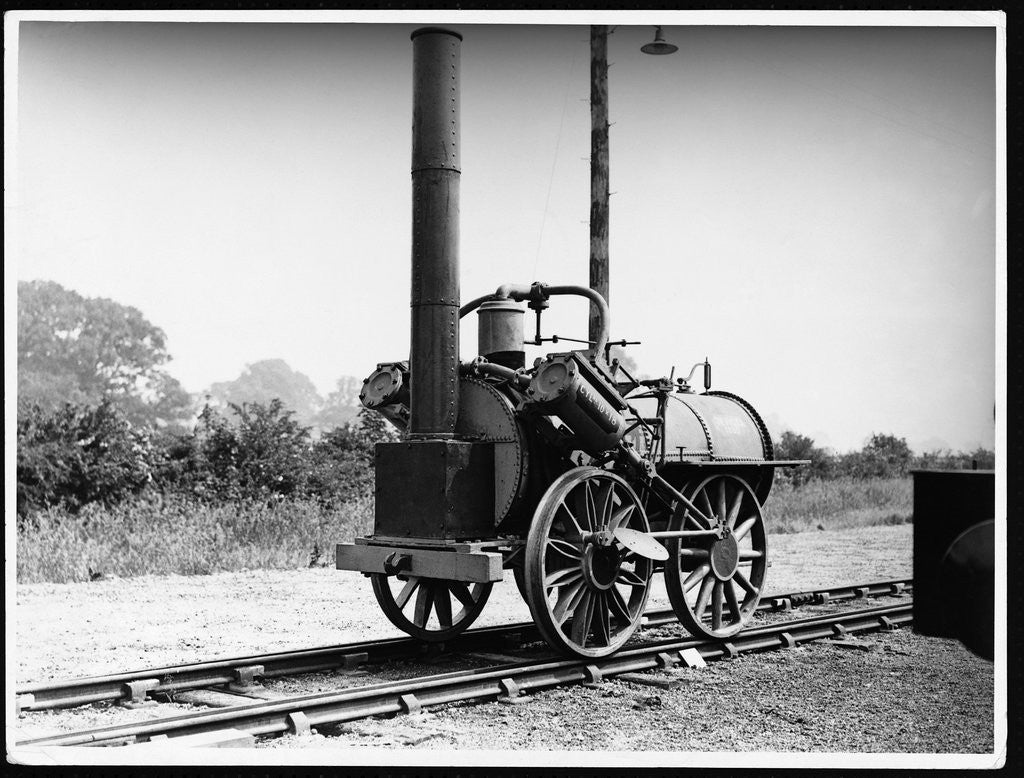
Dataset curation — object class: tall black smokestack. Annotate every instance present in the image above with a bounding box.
[409,27,461,436]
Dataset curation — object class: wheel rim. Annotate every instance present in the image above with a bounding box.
[371,574,492,642]
[665,474,768,639]
[524,467,653,658]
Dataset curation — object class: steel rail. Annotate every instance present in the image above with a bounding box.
[15,579,909,712]
[16,601,912,748]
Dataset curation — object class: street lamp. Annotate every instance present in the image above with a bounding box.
[589,25,677,349]
[641,26,679,56]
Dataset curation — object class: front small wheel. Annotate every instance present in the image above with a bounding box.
[371,574,492,641]
[524,467,654,658]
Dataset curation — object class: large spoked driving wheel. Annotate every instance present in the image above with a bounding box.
[370,574,492,642]
[665,474,768,640]
[524,467,654,658]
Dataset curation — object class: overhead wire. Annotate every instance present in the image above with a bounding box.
[532,43,580,281]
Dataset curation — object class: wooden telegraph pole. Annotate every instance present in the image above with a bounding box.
[588,26,676,357]
[589,25,610,352]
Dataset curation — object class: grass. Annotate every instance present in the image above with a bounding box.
[16,493,373,584]
[16,477,913,583]
[763,476,912,534]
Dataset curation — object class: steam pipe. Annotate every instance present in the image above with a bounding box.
[409,27,462,436]
[459,282,611,362]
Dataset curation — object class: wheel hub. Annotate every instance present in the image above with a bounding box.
[583,544,621,590]
[709,534,739,580]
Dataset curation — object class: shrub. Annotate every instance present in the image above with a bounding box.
[17,399,154,520]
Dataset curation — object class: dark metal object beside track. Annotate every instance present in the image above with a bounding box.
[16,579,909,712]
[15,600,912,748]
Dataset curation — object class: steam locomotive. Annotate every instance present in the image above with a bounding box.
[336,27,804,659]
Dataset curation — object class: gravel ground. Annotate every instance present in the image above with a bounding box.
[10,523,1000,766]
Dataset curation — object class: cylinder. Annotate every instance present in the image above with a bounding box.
[477,299,525,369]
[409,27,462,436]
[360,362,411,431]
[527,353,630,455]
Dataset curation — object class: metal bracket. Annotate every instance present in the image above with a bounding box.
[120,679,160,707]
[383,552,413,575]
[497,676,529,705]
[779,632,797,649]
[286,711,312,736]
[771,597,792,612]
[879,616,899,631]
[889,583,906,596]
[721,642,740,660]
[655,652,679,669]
[582,664,604,687]
[855,587,870,599]
[15,694,35,715]
[832,623,849,637]
[339,652,369,670]
[498,677,520,698]
[400,693,422,715]
[816,592,831,605]
[228,664,265,692]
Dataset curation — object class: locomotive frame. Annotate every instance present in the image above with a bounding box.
[335,27,806,659]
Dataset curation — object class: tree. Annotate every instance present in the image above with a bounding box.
[189,400,313,501]
[314,375,363,432]
[205,359,322,428]
[774,430,834,484]
[860,432,913,478]
[17,280,191,427]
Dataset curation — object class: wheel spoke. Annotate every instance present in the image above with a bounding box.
[711,581,724,630]
[448,581,476,610]
[681,505,711,531]
[570,590,595,646]
[698,490,715,523]
[433,583,453,628]
[545,566,584,589]
[609,502,636,532]
[675,548,710,560]
[694,575,714,619]
[413,583,434,628]
[716,480,727,525]
[595,482,615,530]
[683,563,711,592]
[739,549,764,560]
[615,567,647,587]
[547,538,583,563]
[573,484,595,532]
[726,488,743,530]
[557,499,585,537]
[734,516,758,542]
[394,576,420,609]
[608,585,633,624]
[734,568,758,597]
[724,580,742,622]
[552,579,587,624]
[592,592,611,645]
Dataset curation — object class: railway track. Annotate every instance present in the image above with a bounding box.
[16,598,912,748]
[16,579,909,713]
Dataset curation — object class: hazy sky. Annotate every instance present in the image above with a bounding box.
[10,14,1000,453]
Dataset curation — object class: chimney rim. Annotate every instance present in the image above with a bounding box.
[411,27,463,42]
